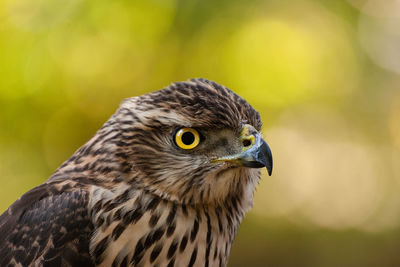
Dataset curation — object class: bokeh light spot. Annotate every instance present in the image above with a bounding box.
[221,2,360,108]
[253,108,386,230]
[5,0,82,31]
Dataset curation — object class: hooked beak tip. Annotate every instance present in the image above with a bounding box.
[217,136,273,175]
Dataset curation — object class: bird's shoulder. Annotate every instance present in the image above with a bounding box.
[0,177,96,266]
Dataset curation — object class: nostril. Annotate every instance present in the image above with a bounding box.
[242,139,252,147]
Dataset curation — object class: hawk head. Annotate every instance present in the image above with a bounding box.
[107,78,273,206]
[64,78,272,206]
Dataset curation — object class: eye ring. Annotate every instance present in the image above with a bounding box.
[174,128,200,150]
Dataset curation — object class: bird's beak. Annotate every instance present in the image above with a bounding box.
[213,125,273,176]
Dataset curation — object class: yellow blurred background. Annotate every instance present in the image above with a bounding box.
[1,0,400,266]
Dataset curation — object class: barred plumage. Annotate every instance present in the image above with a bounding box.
[0,78,272,266]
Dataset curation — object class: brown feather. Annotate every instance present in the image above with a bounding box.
[0,78,266,266]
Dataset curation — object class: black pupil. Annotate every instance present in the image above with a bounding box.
[182,132,195,145]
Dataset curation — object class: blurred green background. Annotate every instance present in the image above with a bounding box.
[1,0,400,266]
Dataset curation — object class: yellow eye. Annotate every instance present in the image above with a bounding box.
[174,128,200,150]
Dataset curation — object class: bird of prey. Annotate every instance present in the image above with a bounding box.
[0,78,272,267]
